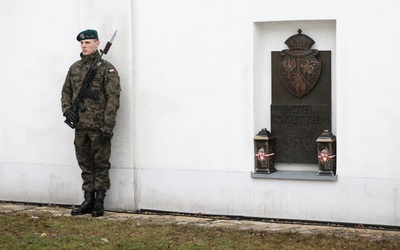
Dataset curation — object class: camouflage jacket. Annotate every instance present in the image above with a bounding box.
[61,50,121,134]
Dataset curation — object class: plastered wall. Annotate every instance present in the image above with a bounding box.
[1,0,400,226]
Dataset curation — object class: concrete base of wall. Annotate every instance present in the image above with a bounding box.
[0,163,136,212]
[1,163,399,226]
[139,168,400,227]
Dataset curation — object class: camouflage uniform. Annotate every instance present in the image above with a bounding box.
[61,50,121,192]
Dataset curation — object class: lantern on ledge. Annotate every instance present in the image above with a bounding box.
[254,128,277,174]
[316,130,337,176]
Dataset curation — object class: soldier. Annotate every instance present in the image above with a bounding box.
[61,29,121,217]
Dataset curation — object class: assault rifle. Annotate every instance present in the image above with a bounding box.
[65,30,118,129]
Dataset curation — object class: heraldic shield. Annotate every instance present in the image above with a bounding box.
[278,29,321,98]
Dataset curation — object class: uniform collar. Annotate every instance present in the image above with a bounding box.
[80,50,100,64]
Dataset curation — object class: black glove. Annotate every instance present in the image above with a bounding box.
[100,133,112,144]
[64,108,78,123]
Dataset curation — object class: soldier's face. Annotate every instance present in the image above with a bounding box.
[80,39,100,56]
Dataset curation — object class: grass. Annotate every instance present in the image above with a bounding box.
[0,212,399,249]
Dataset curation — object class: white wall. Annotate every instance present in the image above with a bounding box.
[134,0,400,226]
[133,0,254,173]
[0,0,135,211]
[1,0,400,226]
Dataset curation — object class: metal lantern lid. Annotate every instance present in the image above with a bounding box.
[315,130,336,143]
[254,128,275,141]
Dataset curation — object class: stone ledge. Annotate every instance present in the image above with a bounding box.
[251,171,337,181]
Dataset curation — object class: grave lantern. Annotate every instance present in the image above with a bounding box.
[254,128,277,174]
[316,130,336,176]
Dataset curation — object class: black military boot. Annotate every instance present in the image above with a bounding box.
[71,191,95,216]
[92,189,106,217]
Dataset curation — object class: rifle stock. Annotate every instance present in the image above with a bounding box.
[64,116,76,128]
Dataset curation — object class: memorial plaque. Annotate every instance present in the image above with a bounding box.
[271,30,332,164]
[271,104,331,163]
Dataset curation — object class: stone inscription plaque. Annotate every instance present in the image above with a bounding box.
[270,31,332,164]
[271,104,331,163]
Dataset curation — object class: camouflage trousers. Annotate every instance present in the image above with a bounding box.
[74,129,111,191]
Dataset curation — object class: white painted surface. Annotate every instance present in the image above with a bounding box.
[0,163,135,211]
[1,0,400,226]
[0,0,136,210]
[139,168,400,226]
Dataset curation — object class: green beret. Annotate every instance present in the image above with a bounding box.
[76,29,98,41]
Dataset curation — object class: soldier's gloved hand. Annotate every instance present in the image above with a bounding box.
[64,108,78,123]
[100,132,112,144]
